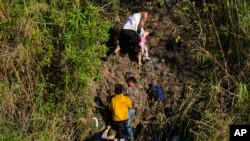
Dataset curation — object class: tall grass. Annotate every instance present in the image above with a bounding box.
[0,0,111,140]
[172,0,249,140]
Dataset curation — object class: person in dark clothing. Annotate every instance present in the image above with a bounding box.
[114,10,148,66]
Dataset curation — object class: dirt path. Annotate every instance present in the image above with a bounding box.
[94,4,197,140]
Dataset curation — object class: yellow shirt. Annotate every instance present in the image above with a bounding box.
[109,93,132,121]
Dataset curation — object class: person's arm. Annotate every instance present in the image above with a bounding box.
[139,12,148,29]
[134,89,140,99]
[127,97,132,109]
[108,100,113,111]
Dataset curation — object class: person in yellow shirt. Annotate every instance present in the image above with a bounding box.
[109,84,132,140]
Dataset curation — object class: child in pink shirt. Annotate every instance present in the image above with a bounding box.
[138,28,150,65]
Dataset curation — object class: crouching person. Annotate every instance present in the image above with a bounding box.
[109,84,133,140]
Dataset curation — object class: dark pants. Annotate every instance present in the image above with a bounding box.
[119,29,140,55]
[112,120,128,139]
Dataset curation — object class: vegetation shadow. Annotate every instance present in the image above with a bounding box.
[94,96,113,125]
[105,27,120,57]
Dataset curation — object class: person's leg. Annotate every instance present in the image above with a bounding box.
[112,124,122,140]
[144,45,150,60]
[139,43,145,64]
[126,122,134,141]
[144,45,148,57]
[128,109,135,126]
[140,42,145,56]
[137,50,142,66]
[114,44,121,54]
[120,29,133,54]
[127,109,135,141]
[126,31,141,65]
[128,31,140,51]
[119,122,127,140]
[115,30,123,54]
[140,43,150,62]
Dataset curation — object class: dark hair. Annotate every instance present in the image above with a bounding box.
[108,128,116,136]
[132,10,139,14]
[127,77,137,84]
[114,84,123,94]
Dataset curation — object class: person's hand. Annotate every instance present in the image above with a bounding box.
[140,28,145,35]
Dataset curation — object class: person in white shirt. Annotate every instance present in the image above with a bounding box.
[114,10,148,66]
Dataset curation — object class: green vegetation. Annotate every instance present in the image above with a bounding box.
[0,0,111,140]
[0,0,249,140]
[173,0,250,140]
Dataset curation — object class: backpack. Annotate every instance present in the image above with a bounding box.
[147,82,165,101]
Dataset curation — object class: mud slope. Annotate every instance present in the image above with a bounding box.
[95,5,197,140]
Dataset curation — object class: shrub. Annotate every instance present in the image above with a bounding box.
[0,0,111,140]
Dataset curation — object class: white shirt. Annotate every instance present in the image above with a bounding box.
[122,13,141,31]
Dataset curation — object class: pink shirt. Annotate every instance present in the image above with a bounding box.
[140,35,147,44]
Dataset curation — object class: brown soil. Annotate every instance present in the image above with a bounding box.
[94,2,197,141]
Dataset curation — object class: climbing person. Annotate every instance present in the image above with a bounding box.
[125,76,141,141]
[138,28,151,65]
[101,125,117,141]
[126,77,140,107]
[109,84,132,140]
[106,129,117,140]
[114,10,148,66]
